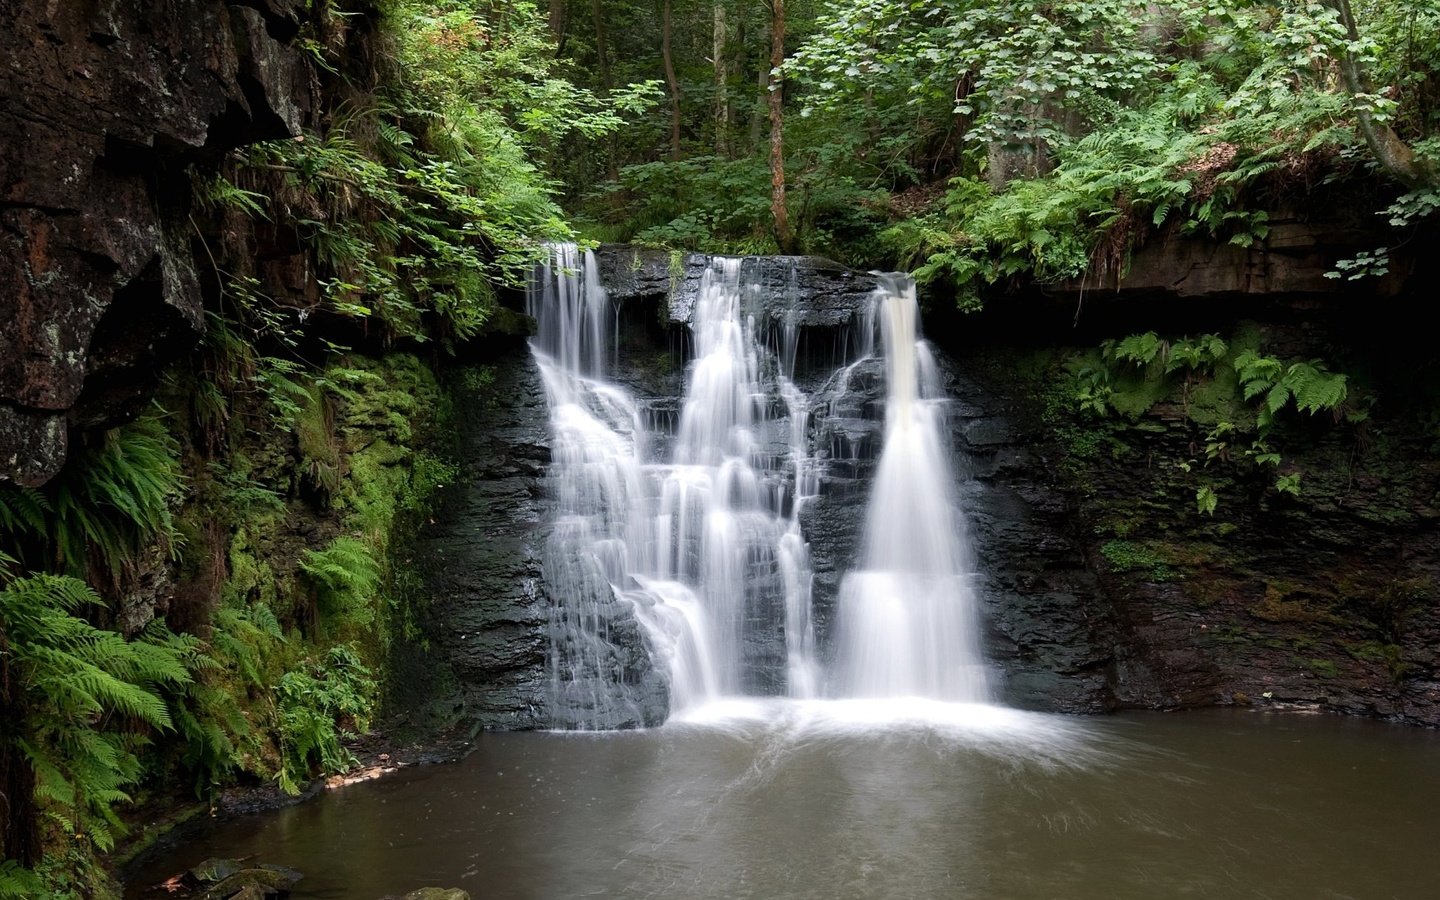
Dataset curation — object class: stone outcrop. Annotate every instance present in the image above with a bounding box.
[0,0,348,485]
[944,301,1440,725]
[1051,216,1421,301]
[596,246,881,331]
[411,351,555,731]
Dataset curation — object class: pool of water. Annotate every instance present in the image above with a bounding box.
[127,703,1440,899]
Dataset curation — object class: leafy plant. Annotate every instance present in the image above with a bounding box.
[299,537,383,631]
[0,561,193,862]
[275,645,376,794]
[1234,350,1349,434]
[0,413,183,588]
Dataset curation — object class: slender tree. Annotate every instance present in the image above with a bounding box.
[1328,0,1439,189]
[662,0,683,159]
[768,0,796,252]
[714,1,730,156]
[548,0,569,53]
[591,0,612,92]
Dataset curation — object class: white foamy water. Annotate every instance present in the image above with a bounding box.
[532,248,993,729]
[835,274,990,702]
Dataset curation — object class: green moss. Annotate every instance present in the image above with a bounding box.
[1099,539,1180,582]
[1105,368,1173,420]
[1344,640,1415,683]
[1184,362,1250,428]
[1296,657,1340,678]
[1249,581,1343,625]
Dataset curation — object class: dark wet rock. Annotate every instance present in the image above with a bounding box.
[946,299,1440,725]
[593,245,881,334]
[943,362,1118,713]
[0,0,333,484]
[185,860,302,899]
[412,350,554,731]
[1051,217,1417,300]
[412,347,668,731]
[188,858,243,884]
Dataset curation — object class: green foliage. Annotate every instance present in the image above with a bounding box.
[1099,540,1177,581]
[0,860,42,899]
[300,537,384,631]
[1195,485,1219,516]
[0,413,183,587]
[589,137,889,260]
[1233,349,1349,435]
[275,645,377,794]
[1326,246,1391,281]
[1051,331,1362,512]
[0,566,193,854]
[790,0,1161,151]
[780,0,1438,301]
[208,0,659,349]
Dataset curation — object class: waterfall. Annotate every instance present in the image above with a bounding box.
[529,247,988,728]
[531,247,822,726]
[834,274,990,702]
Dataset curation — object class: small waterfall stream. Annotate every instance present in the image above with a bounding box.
[835,274,990,702]
[531,245,989,727]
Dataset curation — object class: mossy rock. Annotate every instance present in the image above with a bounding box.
[191,861,302,898]
[404,890,470,900]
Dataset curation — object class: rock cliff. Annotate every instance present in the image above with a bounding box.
[0,0,364,485]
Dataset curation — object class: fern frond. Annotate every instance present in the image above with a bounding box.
[1285,362,1348,415]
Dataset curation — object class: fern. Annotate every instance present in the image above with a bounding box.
[1285,362,1349,416]
[1,412,185,588]
[274,644,376,794]
[0,860,42,898]
[299,537,383,630]
[1104,332,1169,368]
[1165,335,1228,375]
[1,571,193,857]
[1233,351,1349,433]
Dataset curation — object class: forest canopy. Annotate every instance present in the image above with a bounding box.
[543,0,1438,303]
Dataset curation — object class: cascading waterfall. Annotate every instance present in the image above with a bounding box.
[531,248,822,726]
[530,246,988,728]
[835,274,989,702]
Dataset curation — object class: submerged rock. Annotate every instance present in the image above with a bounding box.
[402,889,470,900]
[182,859,302,899]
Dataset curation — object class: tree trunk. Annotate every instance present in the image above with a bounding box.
[662,0,683,160]
[2,649,40,867]
[593,0,618,179]
[1329,0,1437,189]
[548,0,569,54]
[591,0,612,92]
[768,0,796,253]
[714,2,730,157]
[750,28,767,151]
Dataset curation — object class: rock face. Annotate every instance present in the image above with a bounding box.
[944,303,1440,725]
[1052,215,1421,301]
[948,364,1118,713]
[414,351,555,731]
[412,347,670,731]
[0,0,334,485]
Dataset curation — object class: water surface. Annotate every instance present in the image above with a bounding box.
[128,706,1440,899]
